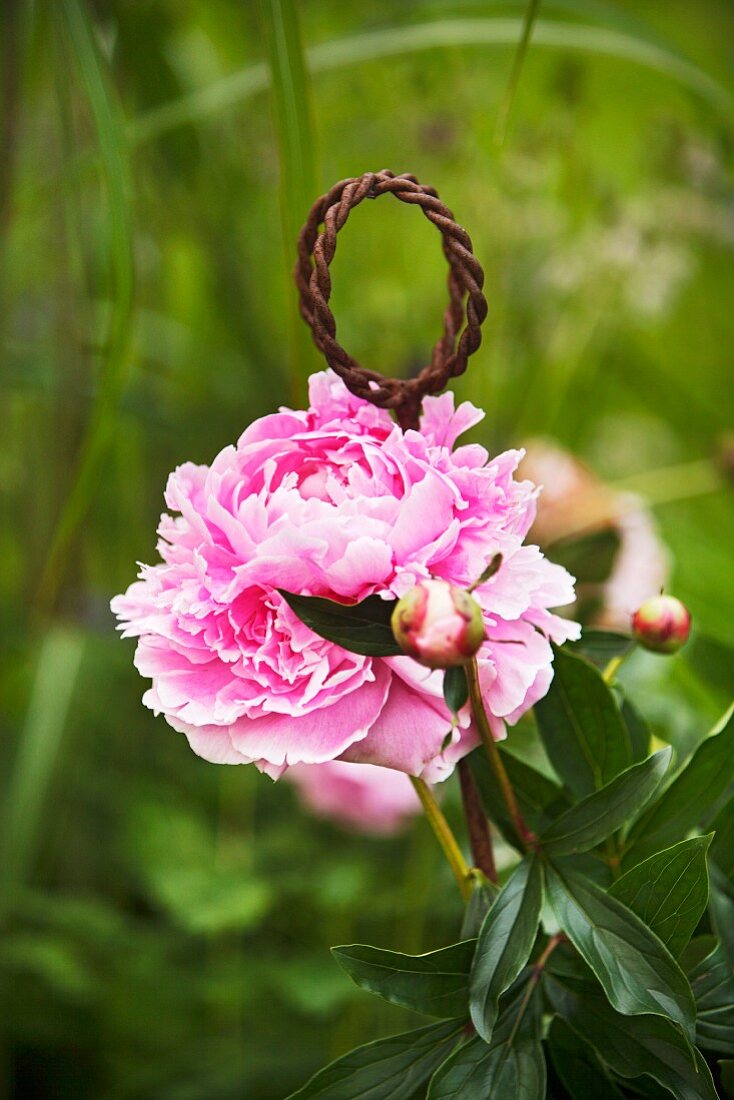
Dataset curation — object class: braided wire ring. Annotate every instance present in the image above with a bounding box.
[295,170,488,430]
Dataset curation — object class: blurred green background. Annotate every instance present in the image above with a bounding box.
[1,0,733,1096]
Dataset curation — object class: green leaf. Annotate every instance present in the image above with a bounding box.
[469,857,544,1041]
[620,696,652,763]
[279,590,401,656]
[709,865,734,969]
[549,530,622,587]
[544,972,718,1100]
[331,940,475,1019]
[685,938,734,1056]
[719,1059,734,1097]
[609,836,712,958]
[568,629,635,670]
[625,705,734,867]
[461,875,500,940]
[470,553,503,590]
[468,746,570,849]
[547,1017,625,1100]
[534,647,632,797]
[443,666,469,716]
[540,748,671,856]
[285,1017,464,1100]
[428,972,545,1099]
[631,1079,682,1100]
[545,862,696,1040]
[710,793,734,879]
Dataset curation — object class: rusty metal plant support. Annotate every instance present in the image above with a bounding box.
[295,170,488,431]
[296,171,496,883]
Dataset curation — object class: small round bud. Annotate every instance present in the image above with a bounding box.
[632,595,691,654]
[391,579,485,669]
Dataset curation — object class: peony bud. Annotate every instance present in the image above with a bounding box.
[391,579,485,669]
[631,594,691,654]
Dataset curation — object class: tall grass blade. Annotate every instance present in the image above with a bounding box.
[127,18,734,148]
[29,13,731,215]
[0,627,85,917]
[259,0,319,404]
[495,0,543,146]
[36,0,134,615]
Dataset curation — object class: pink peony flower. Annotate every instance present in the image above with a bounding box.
[519,439,669,630]
[287,760,420,835]
[111,371,578,782]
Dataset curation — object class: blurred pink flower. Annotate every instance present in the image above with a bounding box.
[287,760,420,835]
[519,439,669,629]
[112,371,578,782]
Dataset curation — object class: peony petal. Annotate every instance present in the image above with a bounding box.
[226,661,391,767]
[341,674,455,776]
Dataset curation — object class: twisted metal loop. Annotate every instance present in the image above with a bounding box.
[295,170,488,430]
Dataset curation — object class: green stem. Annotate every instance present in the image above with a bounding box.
[494,0,543,146]
[508,932,563,1043]
[605,836,622,879]
[466,658,536,850]
[602,644,636,685]
[410,776,472,901]
[259,0,319,406]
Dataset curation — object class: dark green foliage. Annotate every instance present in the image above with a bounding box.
[544,972,719,1100]
[460,874,499,939]
[609,837,712,957]
[468,745,570,848]
[620,696,653,762]
[332,941,475,1018]
[443,666,469,715]
[4,0,734,1096]
[547,1017,625,1100]
[534,647,632,796]
[285,1018,465,1099]
[539,747,670,855]
[709,866,734,969]
[709,796,734,879]
[428,973,546,1099]
[625,709,734,867]
[278,590,401,656]
[469,856,543,1041]
[544,862,696,1039]
[568,629,635,670]
[684,938,734,1056]
[549,529,622,586]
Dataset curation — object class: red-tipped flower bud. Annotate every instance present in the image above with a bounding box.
[391,579,485,669]
[632,595,691,654]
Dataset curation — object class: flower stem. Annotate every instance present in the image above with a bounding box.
[506,932,563,1045]
[602,654,624,683]
[410,776,473,901]
[457,759,498,884]
[466,658,536,850]
[602,645,635,684]
[605,836,622,879]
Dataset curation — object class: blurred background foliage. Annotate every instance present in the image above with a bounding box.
[1,0,733,1096]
